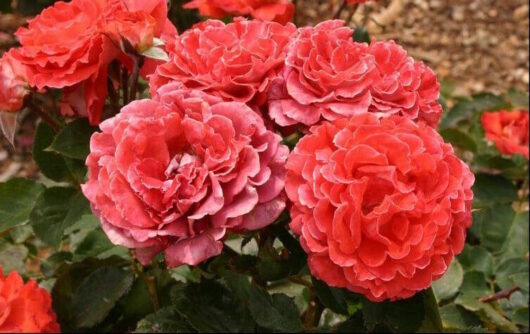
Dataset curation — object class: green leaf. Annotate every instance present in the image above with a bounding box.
[48,118,97,160]
[0,178,44,232]
[362,292,425,332]
[433,258,464,301]
[0,242,28,275]
[507,88,529,109]
[136,306,195,333]
[457,271,491,298]
[335,312,365,332]
[353,27,370,43]
[30,187,86,248]
[440,93,509,129]
[440,128,478,152]
[439,304,482,331]
[458,245,493,277]
[172,280,257,332]
[248,284,303,333]
[141,46,170,62]
[33,121,73,182]
[73,229,121,261]
[496,258,529,292]
[51,256,131,331]
[471,204,516,252]
[312,277,349,315]
[497,211,529,263]
[512,307,529,327]
[71,266,134,328]
[119,279,155,323]
[472,174,518,208]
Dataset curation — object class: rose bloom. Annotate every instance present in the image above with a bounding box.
[12,0,175,125]
[82,83,288,267]
[369,41,442,127]
[184,0,295,24]
[268,20,376,127]
[286,113,474,301]
[0,50,29,112]
[150,18,296,108]
[0,269,60,333]
[481,110,529,159]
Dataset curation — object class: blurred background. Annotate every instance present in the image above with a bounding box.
[1,0,529,180]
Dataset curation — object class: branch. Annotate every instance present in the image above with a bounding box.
[480,286,520,303]
[28,100,61,132]
[129,55,143,102]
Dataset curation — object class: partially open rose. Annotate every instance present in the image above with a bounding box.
[286,113,474,301]
[82,83,287,267]
[0,50,29,113]
[481,109,529,159]
[184,0,295,24]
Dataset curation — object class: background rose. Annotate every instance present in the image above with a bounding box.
[149,18,296,109]
[0,50,29,113]
[0,269,60,333]
[11,0,174,125]
[285,113,474,301]
[268,20,376,127]
[369,41,442,127]
[183,0,295,24]
[82,83,287,267]
[481,109,529,159]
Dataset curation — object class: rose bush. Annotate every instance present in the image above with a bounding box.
[82,83,288,267]
[285,113,474,301]
[0,269,60,333]
[481,109,529,159]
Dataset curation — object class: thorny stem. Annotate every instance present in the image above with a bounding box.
[333,0,348,19]
[288,276,313,289]
[480,286,520,303]
[145,275,160,311]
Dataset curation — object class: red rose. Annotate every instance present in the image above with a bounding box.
[184,0,295,24]
[0,50,29,113]
[12,0,175,125]
[268,20,376,127]
[0,269,60,333]
[149,18,296,108]
[285,113,474,301]
[481,110,529,159]
[369,41,442,127]
[82,83,288,267]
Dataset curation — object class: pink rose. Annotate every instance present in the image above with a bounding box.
[268,20,376,127]
[82,83,288,267]
[149,18,296,108]
[369,41,442,127]
[0,50,29,113]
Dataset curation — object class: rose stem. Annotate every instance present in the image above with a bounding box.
[28,100,61,132]
[121,65,129,106]
[129,55,143,102]
[334,0,348,19]
[480,286,521,303]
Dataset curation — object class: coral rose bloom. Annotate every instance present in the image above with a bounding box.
[0,269,60,333]
[12,0,174,125]
[369,41,442,127]
[268,20,376,127]
[481,110,529,159]
[285,113,474,301]
[184,0,295,24]
[0,50,29,113]
[149,18,296,107]
[82,83,288,267]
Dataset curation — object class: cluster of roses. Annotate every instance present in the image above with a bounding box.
[80,16,476,303]
[4,0,515,311]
